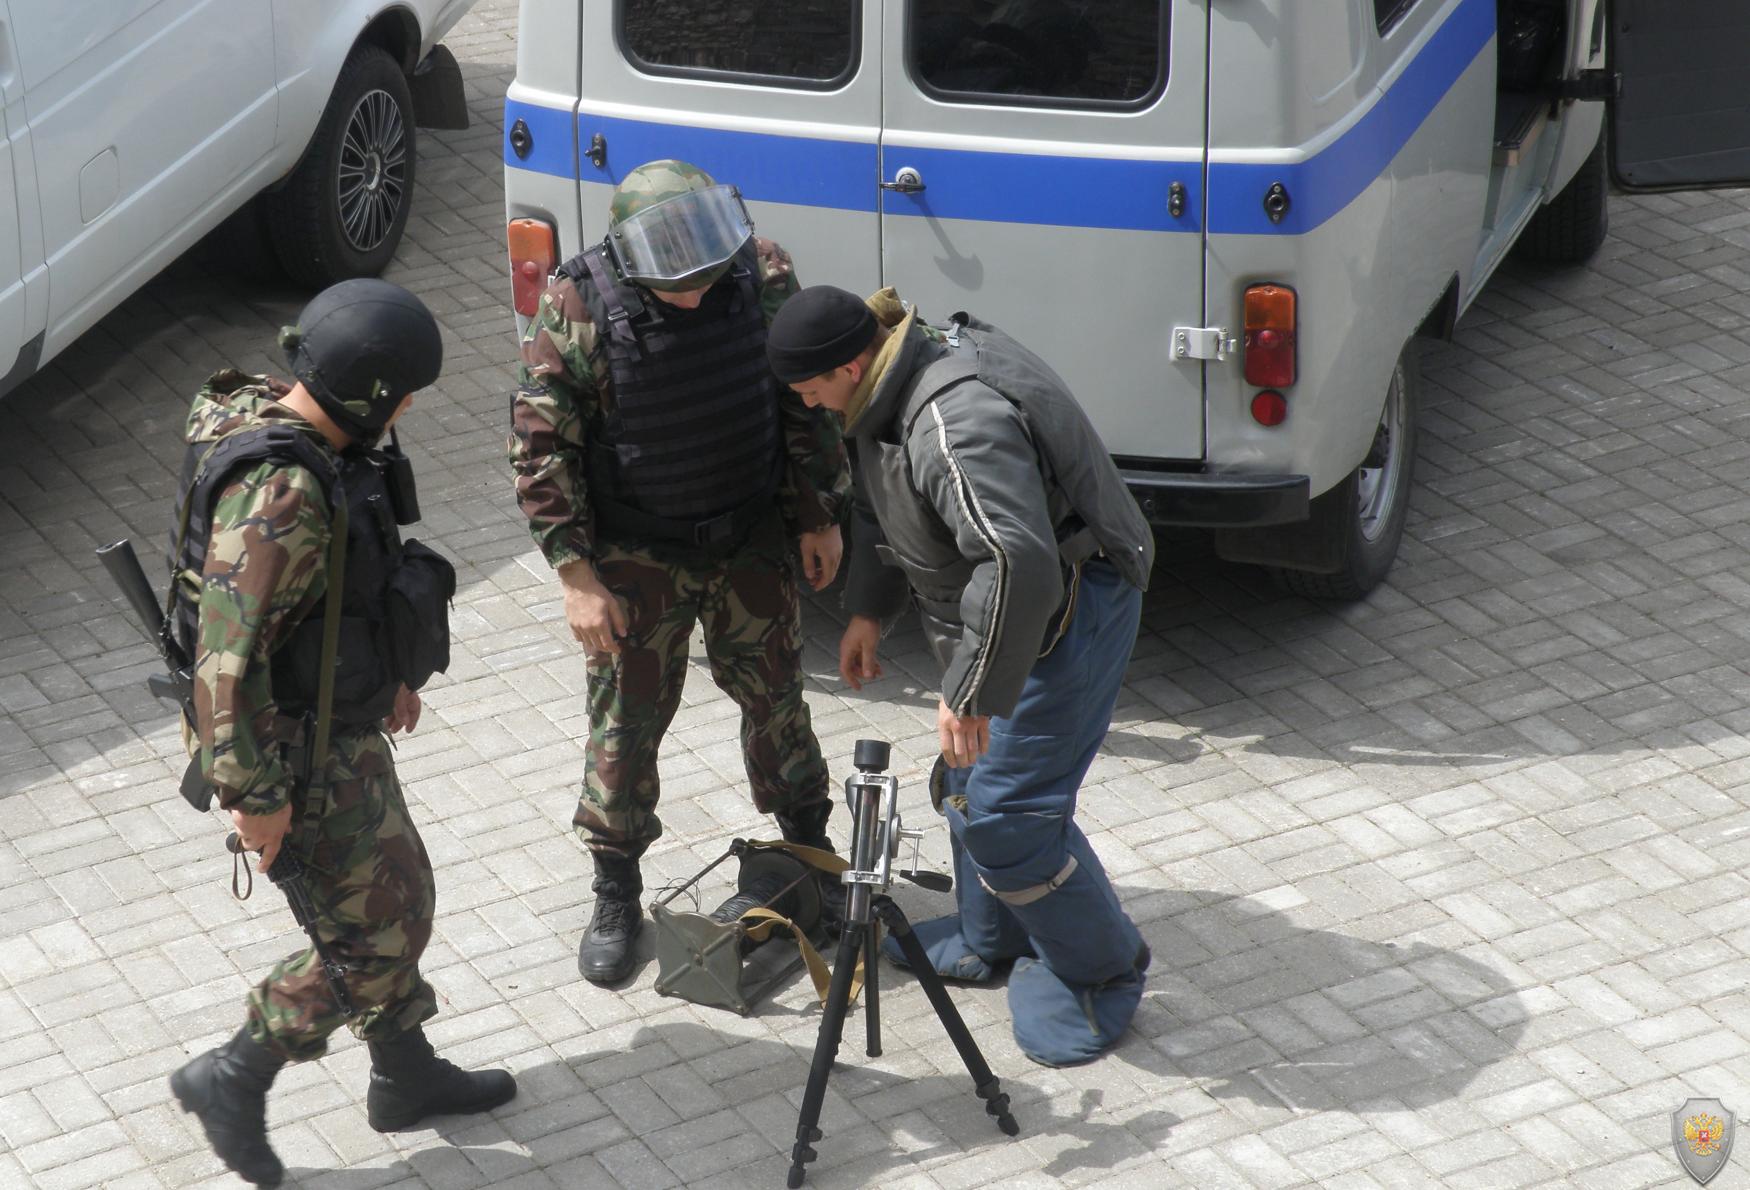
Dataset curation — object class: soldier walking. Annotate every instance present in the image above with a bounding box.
[510,160,852,984]
[167,281,516,1186]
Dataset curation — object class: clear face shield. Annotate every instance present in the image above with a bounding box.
[607,184,755,288]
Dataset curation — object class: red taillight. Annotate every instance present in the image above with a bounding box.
[1251,390,1288,427]
[1243,283,1296,388]
[508,218,558,317]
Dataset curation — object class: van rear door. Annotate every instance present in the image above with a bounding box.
[1608,0,1750,190]
[566,1,882,291]
[879,0,1207,463]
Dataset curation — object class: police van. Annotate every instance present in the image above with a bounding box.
[502,1,1749,597]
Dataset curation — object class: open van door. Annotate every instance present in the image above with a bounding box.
[878,0,1207,464]
[1609,0,1750,190]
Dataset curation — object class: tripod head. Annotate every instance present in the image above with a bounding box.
[852,739,890,773]
[839,739,950,926]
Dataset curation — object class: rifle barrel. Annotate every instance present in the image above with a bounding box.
[95,540,178,658]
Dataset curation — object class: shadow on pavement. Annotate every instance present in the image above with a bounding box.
[1118,887,1528,1114]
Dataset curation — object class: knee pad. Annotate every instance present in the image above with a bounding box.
[967,824,1142,987]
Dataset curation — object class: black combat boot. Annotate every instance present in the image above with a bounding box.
[777,801,847,926]
[169,1026,287,1187]
[580,856,643,984]
[364,1025,518,1132]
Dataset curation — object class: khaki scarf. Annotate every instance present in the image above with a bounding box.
[842,288,915,434]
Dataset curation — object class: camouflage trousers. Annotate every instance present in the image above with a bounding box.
[246,728,437,1061]
[574,515,831,862]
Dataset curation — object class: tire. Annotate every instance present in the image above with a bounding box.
[265,44,415,287]
[1514,126,1609,264]
[1270,345,1420,601]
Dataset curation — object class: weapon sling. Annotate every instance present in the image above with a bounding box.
[285,492,350,1012]
[229,488,354,1016]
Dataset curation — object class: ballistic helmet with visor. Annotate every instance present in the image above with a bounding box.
[607,159,754,292]
[279,278,443,444]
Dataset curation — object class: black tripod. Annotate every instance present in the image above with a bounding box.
[787,740,1019,1188]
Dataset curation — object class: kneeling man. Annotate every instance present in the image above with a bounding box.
[767,286,1154,1067]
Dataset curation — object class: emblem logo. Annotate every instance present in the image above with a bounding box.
[1673,1098,1736,1185]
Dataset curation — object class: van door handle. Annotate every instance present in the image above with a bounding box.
[880,167,925,194]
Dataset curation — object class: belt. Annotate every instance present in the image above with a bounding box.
[592,489,774,548]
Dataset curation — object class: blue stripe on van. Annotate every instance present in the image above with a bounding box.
[562,112,880,212]
[506,101,1206,231]
[504,0,1493,237]
[879,145,1201,232]
[505,98,577,180]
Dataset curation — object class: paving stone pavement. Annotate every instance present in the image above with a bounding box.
[4,4,1750,1188]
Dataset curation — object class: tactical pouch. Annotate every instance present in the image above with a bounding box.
[275,616,398,725]
[385,539,456,690]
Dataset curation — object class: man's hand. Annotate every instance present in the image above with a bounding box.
[839,614,883,689]
[798,524,844,591]
[559,559,629,659]
[231,802,294,875]
[937,697,991,769]
[383,684,421,735]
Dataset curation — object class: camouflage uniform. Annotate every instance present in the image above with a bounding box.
[182,375,436,1059]
[510,238,851,861]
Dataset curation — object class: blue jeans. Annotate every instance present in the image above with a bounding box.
[942,560,1144,985]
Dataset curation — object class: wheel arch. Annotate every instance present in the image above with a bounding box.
[359,6,423,75]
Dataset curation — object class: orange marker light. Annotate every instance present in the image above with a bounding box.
[1243,284,1297,388]
[508,218,558,317]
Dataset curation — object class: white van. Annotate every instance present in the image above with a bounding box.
[0,0,476,398]
[502,0,1747,596]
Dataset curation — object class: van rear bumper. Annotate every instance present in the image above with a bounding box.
[1119,469,1309,528]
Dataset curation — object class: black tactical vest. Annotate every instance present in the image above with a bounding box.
[170,426,404,727]
[564,242,781,529]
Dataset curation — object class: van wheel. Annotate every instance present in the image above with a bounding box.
[265,44,415,287]
[1270,346,1419,601]
[1514,127,1608,264]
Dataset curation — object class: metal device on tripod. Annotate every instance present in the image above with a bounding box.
[786,739,1018,1188]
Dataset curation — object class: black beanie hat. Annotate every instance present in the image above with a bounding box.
[766,286,878,384]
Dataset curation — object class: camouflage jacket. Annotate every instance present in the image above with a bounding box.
[509,237,851,568]
[178,372,335,817]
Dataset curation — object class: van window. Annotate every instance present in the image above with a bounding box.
[1374,0,1418,34]
[910,0,1166,108]
[618,0,859,87]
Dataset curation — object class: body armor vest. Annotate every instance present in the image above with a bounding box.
[170,426,404,727]
[564,242,781,529]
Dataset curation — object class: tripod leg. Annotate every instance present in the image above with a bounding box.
[863,921,881,1057]
[876,898,1020,1137]
[788,925,864,1188]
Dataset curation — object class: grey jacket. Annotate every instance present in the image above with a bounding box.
[844,314,1154,718]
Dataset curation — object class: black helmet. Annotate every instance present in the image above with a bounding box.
[279,279,442,442]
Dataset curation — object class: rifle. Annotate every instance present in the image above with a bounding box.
[94,539,213,811]
[227,832,355,1018]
